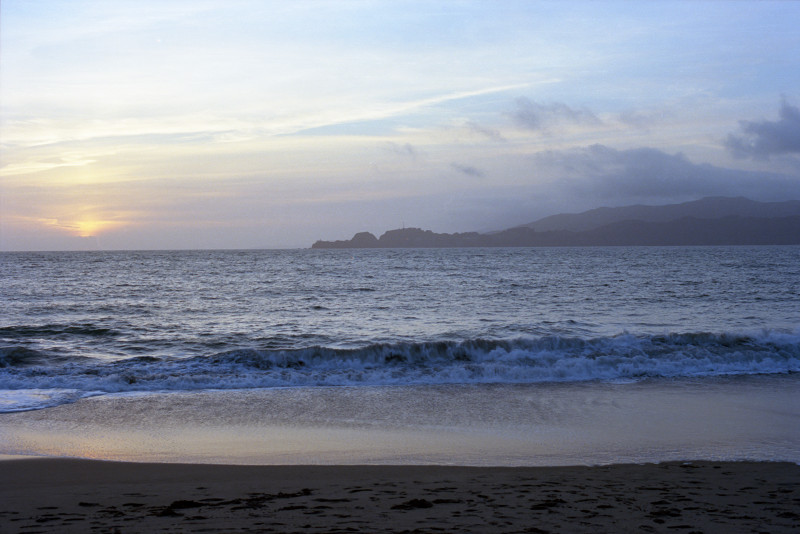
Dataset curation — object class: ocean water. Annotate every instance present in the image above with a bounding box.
[1,246,799,464]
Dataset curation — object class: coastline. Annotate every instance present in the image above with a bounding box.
[3,376,798,466]
[3,376,798,531]
[2,458,798,533]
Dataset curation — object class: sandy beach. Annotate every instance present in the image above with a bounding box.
[3,378,799,467]
[2,379,799,532]
[1,458,798,533]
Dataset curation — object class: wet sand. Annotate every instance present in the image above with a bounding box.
[3,377,799,466]
[1,458,798,533]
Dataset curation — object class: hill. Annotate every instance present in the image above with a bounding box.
[518,196,800,232]
[311,197,800,248]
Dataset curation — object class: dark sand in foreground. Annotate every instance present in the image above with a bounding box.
[1,459,798,533]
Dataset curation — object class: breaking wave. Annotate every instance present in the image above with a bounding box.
[1,331,798,412]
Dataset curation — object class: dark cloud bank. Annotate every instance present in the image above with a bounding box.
[536,143,800,203]
[725,99,800,160]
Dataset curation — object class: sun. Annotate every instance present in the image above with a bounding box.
[71,218,120,237]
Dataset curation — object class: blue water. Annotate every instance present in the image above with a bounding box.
[1,246,799,413]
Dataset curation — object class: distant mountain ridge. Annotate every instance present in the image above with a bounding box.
[311,197,800,248]
[520,196,800,232]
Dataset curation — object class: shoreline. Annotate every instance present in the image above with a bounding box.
[3,377,799,466]
[2,458,798,533]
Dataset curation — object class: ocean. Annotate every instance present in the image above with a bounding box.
[1,246,799,465]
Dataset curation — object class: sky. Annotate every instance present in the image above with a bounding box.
[1,1,800,250]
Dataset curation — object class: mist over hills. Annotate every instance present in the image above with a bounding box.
[311,197,800,248]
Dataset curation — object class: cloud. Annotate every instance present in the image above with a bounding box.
[511,98,602,132]
[465,121,506,142]
[450,163,485,178]
[534,144,800,202]
[617,109,659,130]
[725,99,800,160]
[385,142,420,159]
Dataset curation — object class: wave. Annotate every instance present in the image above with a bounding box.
[0,346,79,367]
[0,323,120,339]
[0,388,93,413]
[1,331,798,412]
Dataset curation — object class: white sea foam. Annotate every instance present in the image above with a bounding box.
[1,331,798,412]
[0,388,89,413]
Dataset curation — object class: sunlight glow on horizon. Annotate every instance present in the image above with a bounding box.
[70,218,124,238]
